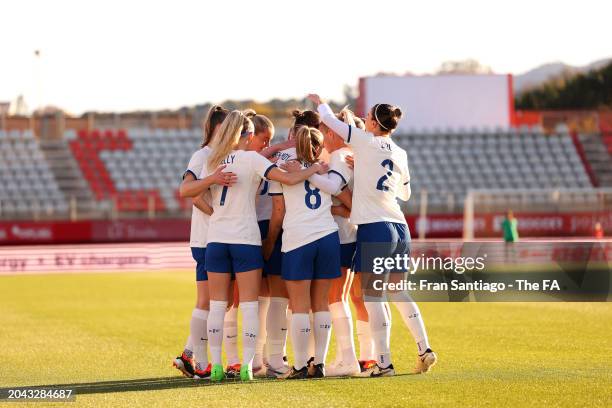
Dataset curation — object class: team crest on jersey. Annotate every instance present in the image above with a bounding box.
[379,140,392,151]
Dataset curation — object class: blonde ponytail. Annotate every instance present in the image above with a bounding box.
[295,126,324,164]
[207,111,253,171]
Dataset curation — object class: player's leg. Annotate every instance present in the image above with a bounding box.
[253,279,270,372]
[223,302,240,378]
[327,240,360,376]
[307,232,342,378]
[355,223,395,377]
[174,247,209,378]
[278,240,316,379]
[205,243,234,381]
[283,279,311,379]
[265,275,290,376]
[386,223,436,373]
[350,273,376,371]
[231,244,264,381]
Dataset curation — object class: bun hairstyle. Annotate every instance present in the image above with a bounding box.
[243,109,275,135]
[295,126,324,164]
[201,104,230,147]
[291,109,321,130]
[370,104,403,132]
[207,110,254,171]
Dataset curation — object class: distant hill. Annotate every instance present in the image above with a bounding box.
[514,58,611,94]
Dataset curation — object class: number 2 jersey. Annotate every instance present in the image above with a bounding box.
[269,158,339,253]
[318,104,411,226]
[200,150,276,246]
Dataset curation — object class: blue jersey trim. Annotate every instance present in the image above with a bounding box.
[264,164,277,179]
[347,125,352,143]
[328,169,347,185]
[268,192,283,196]
[183,169,197,180]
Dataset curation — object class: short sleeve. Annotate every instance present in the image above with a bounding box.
[251,152,276,180]
[184,150,205,180]
[329,152,353,187]
[268,180,283,195]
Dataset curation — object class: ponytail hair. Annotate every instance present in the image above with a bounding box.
[295,126,324,165]
[201,105,230,147]
[244,109,275,135]
[207,111,254,171]
[370,104,402,132]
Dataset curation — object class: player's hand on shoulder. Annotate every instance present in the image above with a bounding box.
[212,165,237,187]
[279,159,302,173]
[315,161,329,174]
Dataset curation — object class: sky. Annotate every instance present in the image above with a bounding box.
[1,0,610,114]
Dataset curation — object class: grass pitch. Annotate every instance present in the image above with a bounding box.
[1,271,611,407]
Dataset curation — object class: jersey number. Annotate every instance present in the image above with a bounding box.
[376,159,394,191]
[304,181,321,209]
[220,186,229,206]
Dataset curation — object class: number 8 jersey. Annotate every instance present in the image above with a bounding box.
[318,104,411,226]
[269,162,339,253]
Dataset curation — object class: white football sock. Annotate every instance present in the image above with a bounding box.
[356,319,374,361]
[266,297,289,368]
[223,306,239,366]
[285,308,292,357]
[329,302,357,364]
[290,313,311,369]
[240,301,259,368]
[189,308,209,370]
[364,301,392,367]
[313,311,332,366]
[389,292,431,355]
[308,311,315,358]
[207,300,227,366]
[253,296,270,368]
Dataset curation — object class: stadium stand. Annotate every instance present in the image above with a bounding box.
[398,128,593,213]
[0,129,68,219]
[0,127,602,219]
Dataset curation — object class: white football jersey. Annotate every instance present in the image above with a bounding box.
[270,160,339,253]
[329,147,357,244]
[255,180,273,221]
[184,146,213,248]
[267,147,296,198]
[200,150,276,245]
[318,104,410,225]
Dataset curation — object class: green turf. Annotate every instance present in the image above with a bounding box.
[0,271,611,407]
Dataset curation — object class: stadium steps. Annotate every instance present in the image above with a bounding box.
[578,133,612,187]
[38,138,101,217]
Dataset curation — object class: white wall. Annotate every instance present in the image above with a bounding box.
[362,74,512,132]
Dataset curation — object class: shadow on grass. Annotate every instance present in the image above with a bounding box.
[1,373,417,396]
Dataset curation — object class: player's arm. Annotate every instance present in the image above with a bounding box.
[397,162,411,201]
[307,94,367,145]
[259,139,296,159]
[279,160,344,195]
[263,195,285,260]
[179,165,237,198]
[331,204,350,218]
[192,194,213,215]
[334,186,352,209]
[266,163,328,186]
